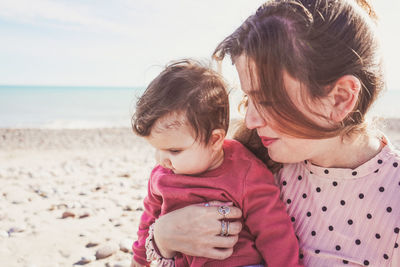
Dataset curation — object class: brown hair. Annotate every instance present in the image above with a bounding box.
[213,0,384,139]
[132,59,229,144]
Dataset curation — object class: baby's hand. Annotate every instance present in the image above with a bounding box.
[130,258,147,267]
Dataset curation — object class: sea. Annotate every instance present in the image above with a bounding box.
[0,85,399,129]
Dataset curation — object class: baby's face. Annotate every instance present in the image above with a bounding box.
[146,118,216,175]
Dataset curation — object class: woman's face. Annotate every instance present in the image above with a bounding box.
[235,54,333,164]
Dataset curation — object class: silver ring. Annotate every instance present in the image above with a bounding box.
[220,220,228,236]
[217,206,230,218]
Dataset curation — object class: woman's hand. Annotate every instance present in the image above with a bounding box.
[153,202,242,260]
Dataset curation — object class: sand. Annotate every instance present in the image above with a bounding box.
[1,120,399,267]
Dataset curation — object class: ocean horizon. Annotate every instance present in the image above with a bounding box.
[0,85,399,129]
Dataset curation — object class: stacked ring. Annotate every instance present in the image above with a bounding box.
[220,220,230,236]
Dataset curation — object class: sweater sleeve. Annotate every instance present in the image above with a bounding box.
[132,168,163,266]
[242,161,302,267]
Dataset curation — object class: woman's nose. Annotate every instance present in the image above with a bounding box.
[245,101,266,129]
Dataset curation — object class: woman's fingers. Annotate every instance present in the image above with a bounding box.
[206,247,234,260]
[211,235,239,248]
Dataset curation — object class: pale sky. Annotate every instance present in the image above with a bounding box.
[0,0,399,90]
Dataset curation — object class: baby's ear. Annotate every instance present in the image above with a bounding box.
[327,75,361,122]
[210,129,226,150]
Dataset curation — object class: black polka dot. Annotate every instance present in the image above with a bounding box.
[329,225,334,231]
[379,187,385,192]
[324,169,329,174]
[316,187,321,193]
[322,206,327,212]
[387,207,392,213]
[340,200,345,206]
[287,199,292,204]
[364,260,369,266]
[304,160,307,164]
[310,171,313,174]
[355,239,361,245]
[352,171,357,176]
[282,181,287,186]
[299,253,304,259]
[359,193,364,199]
[395,243,399,248]
[384,254,389,260]
[374,169,379,173]
[298,175,302,181]
[348,219,353,225]
[367,213,372,219]
[343,260,349,264]
[311,231,316,236]
[291,217,295,222]
[394,162,398,168]
[307,211,312,217]
[302,193,307,199]
[336,245,341,251]
[333,181,338,186]
[315,249,320,254]
[395,227,399,234]
[378,159,383,164]
[376,233,381,239]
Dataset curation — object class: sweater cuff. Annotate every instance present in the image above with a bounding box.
[145,223,175,267]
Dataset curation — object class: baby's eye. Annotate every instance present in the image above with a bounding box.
[169,149,181,154]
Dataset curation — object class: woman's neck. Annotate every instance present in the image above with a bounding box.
[309,131,383,169]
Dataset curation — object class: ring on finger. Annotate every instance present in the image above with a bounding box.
[220,220,228,236]
[218,205,230,218]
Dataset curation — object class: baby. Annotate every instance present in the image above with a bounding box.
[131,59,302,267]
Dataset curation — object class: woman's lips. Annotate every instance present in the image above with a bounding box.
[260,136,278,147]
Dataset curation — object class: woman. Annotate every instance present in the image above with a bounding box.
[139,0,400,266]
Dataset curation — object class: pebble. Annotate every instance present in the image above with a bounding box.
[95,243,119,260]
[61,211,75,219]
[85,242,99,248]
[76,255,96,265]
[79,212,90,219]
[8,226,25,233]
[119,238,133,253]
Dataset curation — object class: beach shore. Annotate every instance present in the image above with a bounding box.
[1,119,400,267]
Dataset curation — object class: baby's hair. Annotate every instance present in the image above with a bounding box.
[214,0,384,139]
[132,59,229,144]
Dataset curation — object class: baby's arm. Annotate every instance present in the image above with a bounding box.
[243,161,302,267]
[132,170,163,266]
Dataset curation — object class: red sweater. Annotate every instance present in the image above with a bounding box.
[133,139,301,267]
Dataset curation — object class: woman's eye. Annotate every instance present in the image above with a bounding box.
[169,149,181,154]
[240,94,249,108]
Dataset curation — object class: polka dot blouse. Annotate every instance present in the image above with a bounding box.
[277,138,400,266]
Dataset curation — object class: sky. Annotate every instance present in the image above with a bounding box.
[0,0,399,90]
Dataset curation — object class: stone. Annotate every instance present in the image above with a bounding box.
[119,238,133,253]
[95,243,119,260]
[61,211,75,219]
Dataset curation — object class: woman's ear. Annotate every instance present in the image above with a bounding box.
[327,75,361,122]
[209,129,226,150]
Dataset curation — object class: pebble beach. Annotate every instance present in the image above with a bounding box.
[1,119,400,267]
